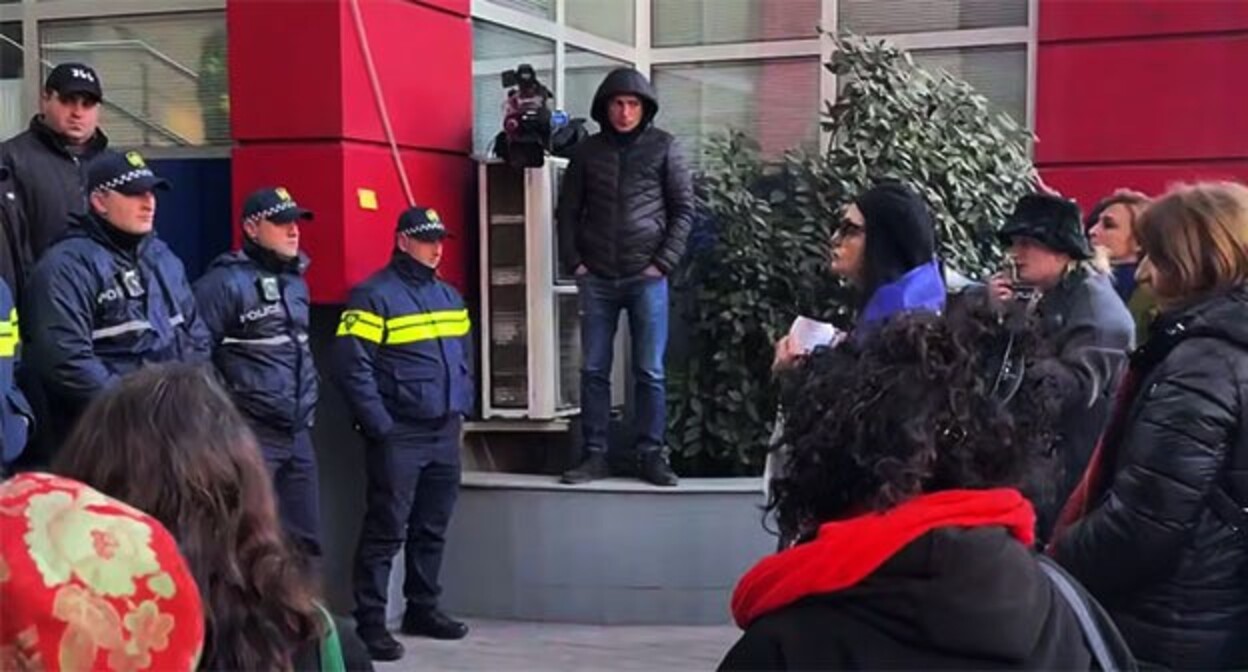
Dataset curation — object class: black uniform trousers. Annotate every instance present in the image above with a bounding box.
[256,427,323,564]
[353,415,462,631]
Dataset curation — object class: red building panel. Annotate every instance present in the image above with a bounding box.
[1041,160,1248,213]
[339,0,473,152]
[1039,0,1248,44]
[228,0,344,142]
[1035,34,1248,166]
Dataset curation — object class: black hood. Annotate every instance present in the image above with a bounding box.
[855,181,938,300]
[1150,286,1248,355]
[823,528,1061,663]
[590,68,659,128]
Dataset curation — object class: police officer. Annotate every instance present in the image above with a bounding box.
[332,206,473,661]
[24,149,210,452]
[0,278,33,476]
[194,186,320,565]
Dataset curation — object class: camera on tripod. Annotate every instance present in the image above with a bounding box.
[494,64,557,169]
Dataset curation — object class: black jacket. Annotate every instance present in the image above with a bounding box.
[1055,288,1248,670]
[0,116,108,265]
[0,166,31,298]
[557,69,694,278]
[721,527,1105,670]
[1033,266,1135,538]
[194,241,319,435]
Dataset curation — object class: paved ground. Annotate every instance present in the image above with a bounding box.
[376,619,739,671]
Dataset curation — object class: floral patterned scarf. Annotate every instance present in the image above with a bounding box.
[0,473,204,671]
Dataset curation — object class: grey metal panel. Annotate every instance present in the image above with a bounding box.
[390,475,773,625]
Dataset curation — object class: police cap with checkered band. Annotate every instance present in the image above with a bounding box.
[396,206,449,241]
[242,187,314,226]
[87,150,170,196]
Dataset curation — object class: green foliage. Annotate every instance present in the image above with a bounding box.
[667,34,1038,477]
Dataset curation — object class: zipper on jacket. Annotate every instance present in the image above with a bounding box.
[276,273,304,431]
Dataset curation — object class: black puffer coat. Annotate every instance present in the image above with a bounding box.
[556,68,694,278]
[1055,287,1248,670]
[0,116,108,262]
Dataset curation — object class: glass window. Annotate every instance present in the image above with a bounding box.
[473,21,555,156]
[1,22,22,141]
[653,0,820,47]
[839,0,1028,36]
[564,48,629,133]
[653,58,820,165]
[485,0,554,20]
[567,0,634,45]
[39,12,228,148]
[911,44,1027,125]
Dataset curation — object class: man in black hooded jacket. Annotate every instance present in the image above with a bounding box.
[557,68,693,486]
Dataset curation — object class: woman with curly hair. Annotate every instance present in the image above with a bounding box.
[724,298,1130,670]
[52,363,372,671]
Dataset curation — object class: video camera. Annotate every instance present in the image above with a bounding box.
[495,64,557,169]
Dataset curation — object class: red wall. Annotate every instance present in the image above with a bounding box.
[229,0,472,303]
[1036,0,1248,210]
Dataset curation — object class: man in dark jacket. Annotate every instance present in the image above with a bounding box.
[556,67,693,486]
[0,166,31,297]
[332,206,474,661]
[23,149,210,456]
[194,186,321,564]
[0,63,109,289]
[990,194,1135,539]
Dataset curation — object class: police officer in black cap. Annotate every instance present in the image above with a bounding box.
[193,187,321,566]
[2,63,110,284]
[23,149,210,456]
[989,193,1134,541]
[332,206,473,660]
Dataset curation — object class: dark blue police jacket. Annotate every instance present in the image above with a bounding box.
[194,239,318,435]
[24,212,210,426]
[331,252,473,441]
[0,279,33,466]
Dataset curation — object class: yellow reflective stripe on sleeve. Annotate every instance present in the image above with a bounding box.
[385,309,469,331]
[336,309,385,344]
[384,315,471,345]
[0,308,19,357]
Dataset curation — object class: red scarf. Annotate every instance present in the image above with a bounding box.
[732,489,1036,628]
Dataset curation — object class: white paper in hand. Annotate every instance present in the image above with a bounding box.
[788,316,843,354]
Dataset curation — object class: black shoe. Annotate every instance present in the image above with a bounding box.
[639,452,679,487]
[561,452,610,484]
[358,628,405,661]
[401,608,469,640]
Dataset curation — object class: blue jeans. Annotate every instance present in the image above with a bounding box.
[578,272,668,455]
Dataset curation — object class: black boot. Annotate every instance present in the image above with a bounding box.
[560,452,610,484]
[357,627,405,661]
[401,607,469,640]
[639,451,679,487]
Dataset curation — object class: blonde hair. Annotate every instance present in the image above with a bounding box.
[1136,181,1248,305]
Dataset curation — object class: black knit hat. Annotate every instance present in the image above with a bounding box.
[855,180,938,297]
[999,193,1092,260]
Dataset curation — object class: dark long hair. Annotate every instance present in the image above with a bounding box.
[769,296,1063,539]
[856,181,938,302]
[54,364,322,671]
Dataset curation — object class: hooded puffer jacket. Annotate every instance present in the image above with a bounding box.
[556,68,694,278]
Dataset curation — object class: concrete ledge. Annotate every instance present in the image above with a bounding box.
[399,471,773,625]
[462,470,764,494]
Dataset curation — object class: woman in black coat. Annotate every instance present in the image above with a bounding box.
[1053,182,1248,670]
[723,296,1129,670]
